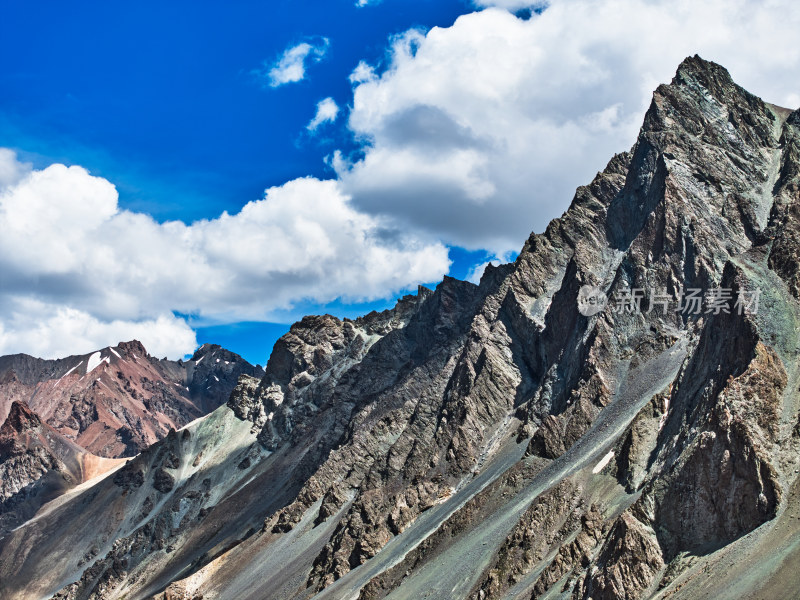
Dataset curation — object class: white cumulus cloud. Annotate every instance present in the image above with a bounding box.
[0,302,196,361]
[335,0,800,254]
[264,38,330,87]
[349,60,377,85]
[0,148,30,190]
[307,97,340,131]
[0,152,450,359]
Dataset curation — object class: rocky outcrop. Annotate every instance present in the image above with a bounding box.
[647,305,785,559]
[530,505,612,598]
[768,109,800,298]
[578,513,665,600]
[358,460,549,600]
[469,481,592,599]
[0,402,63,521]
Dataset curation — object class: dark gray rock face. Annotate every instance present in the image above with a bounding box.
[2,56,800,600]
[0,402,64,531]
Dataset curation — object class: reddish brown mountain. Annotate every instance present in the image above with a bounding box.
[0,341,263,458]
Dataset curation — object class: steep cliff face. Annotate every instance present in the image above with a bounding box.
[1,56,799,600]
[0,340,263,458]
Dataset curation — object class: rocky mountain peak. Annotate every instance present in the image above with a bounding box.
[0,402,43,461]
[674,53,736,92]
[116,340,149,358]
[190,343,219,361]
[0,401,40,437]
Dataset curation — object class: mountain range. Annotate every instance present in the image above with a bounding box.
[1,56,799,600]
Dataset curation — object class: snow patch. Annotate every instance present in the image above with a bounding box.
[85,351,113,376]
[213,375,219,382]
[659,396,670,431]
[592,450,615,474]
[59,361,83,381]
[86,352,103,372]
[195,355,204,366]
[109,347,122,359]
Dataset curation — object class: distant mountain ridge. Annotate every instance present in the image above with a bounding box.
[0,340,264,458]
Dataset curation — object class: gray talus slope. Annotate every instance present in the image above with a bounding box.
[1,55,799,600]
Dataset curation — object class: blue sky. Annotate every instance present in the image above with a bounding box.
[1,0,798,366]
[0,0,492,365]
[2,1,470,223]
